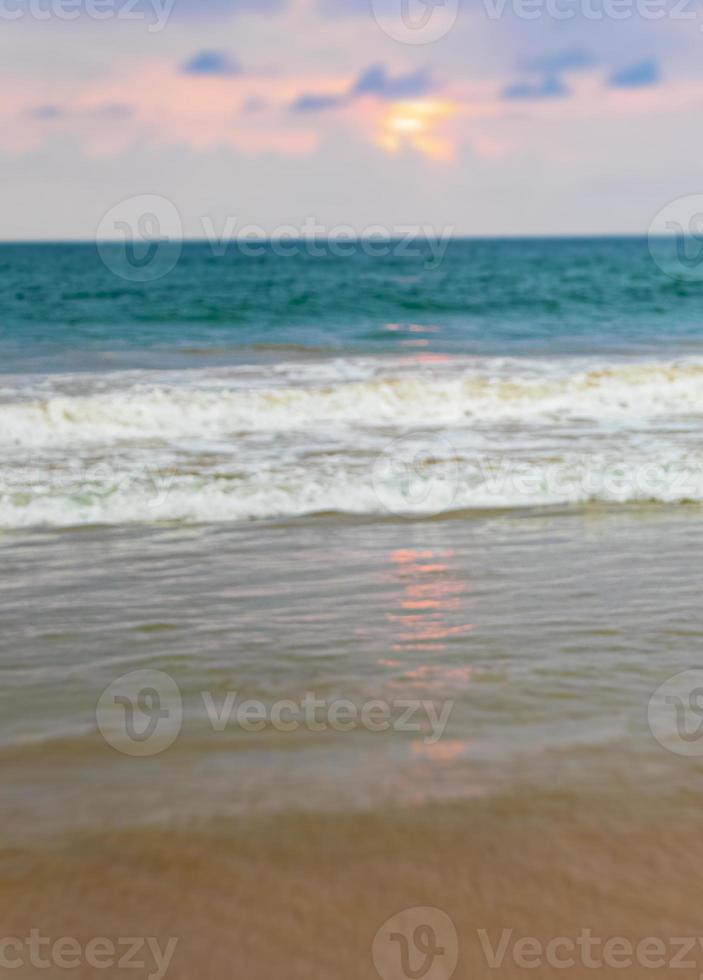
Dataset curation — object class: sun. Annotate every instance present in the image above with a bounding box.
[378,99,456,161]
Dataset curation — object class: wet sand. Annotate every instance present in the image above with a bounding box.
[2,784,703,979]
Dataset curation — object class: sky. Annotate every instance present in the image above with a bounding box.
[1,0,702,238]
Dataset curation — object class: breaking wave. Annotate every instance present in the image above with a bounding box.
[3,356,703,527]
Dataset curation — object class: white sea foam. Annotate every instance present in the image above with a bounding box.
[3,356,703,527]
[3,357,703,450]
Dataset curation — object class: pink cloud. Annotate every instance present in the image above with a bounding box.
[6,57,702,166]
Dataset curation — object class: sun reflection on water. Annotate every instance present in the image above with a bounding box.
[384,548,474,656]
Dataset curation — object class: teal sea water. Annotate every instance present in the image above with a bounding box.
[2,237,703,840]
[2,237,703,373]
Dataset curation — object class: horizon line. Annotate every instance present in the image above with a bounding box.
[0,233,663,245]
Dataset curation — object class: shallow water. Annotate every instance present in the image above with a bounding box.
[1,506,700,842]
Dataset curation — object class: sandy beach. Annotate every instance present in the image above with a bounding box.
[3,783,703,979]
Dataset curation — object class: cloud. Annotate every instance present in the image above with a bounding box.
[352,65,434,100]
[502,75,568,100]
[608,59,659,89]
[503,48,595,102]
[27,105,64,120]
[17,62,320,158]
[182,51,240,76]
[291,64,436,113]
[291,92,349,112]
[26,103,134,120]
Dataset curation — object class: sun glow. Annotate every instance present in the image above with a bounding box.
[378,99,456,160]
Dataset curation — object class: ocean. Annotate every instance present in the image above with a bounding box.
[4,237,703,528]
[2,237,703,978]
